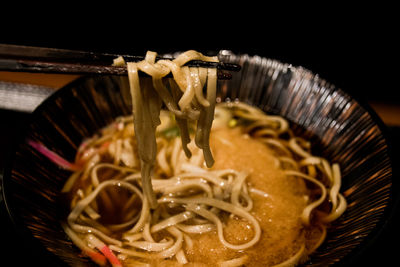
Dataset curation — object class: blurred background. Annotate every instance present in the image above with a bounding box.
[0,11,398,266]
[0,14,397,115]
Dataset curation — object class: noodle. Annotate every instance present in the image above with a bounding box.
[126,51,218,209]
[58,50,347,266]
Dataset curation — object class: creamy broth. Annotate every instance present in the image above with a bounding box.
[170,127,308,266]
[60,102,345,266]
[50,50,347,267]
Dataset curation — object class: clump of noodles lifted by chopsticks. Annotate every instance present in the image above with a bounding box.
[113,50,218,209]
[25,50,348,266]
[56,101,347,266]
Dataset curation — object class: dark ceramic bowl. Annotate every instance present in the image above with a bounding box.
[2,51,396,266]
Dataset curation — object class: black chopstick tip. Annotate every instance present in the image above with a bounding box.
[217,62,241,72]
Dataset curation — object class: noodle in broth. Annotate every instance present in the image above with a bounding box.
[59,51,347,266]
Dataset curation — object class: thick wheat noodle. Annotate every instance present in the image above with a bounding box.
[124,237,174,252]
[61,67,347,266]
[175,223,215,234]
[169,79,193,158]
[62,223,107,266]
[110,226,183,259]
[283,170,327,226]
[271,244,306,267]
[159,197,261,250]
[219,255,249,267]
[127,51,218,208]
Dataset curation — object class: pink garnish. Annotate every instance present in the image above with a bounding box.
[86,250,107,266]
[75,141,111,166]
[100,245,122,267]
[27,139,82,171]
[86,234,122,267]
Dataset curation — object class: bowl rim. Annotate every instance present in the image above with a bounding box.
[0,78,96,266]
[2,54,399,266]
[316,75,400,266]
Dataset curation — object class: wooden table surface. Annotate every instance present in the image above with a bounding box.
[1,71,399,127]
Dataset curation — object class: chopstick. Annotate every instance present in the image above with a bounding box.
[0,44,240,79]
[0,58,235,79]
[0,58,133,75]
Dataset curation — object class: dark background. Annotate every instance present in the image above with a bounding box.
[0,33,394,106]
[0,10,396,105]
[0,10,398,266]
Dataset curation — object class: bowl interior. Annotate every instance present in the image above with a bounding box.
[3,51,394,266]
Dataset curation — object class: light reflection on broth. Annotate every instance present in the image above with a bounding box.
[185,127,308,266]
[61,102,346,266]
[55,50,346,267]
